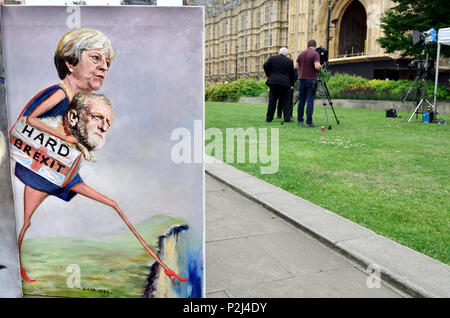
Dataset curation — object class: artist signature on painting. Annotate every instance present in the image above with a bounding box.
[82,287,112,296]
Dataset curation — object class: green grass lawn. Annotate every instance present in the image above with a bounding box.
[205,101,450,264]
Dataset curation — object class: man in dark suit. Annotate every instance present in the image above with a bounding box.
[263,47,298,122]
[276,53,297,120]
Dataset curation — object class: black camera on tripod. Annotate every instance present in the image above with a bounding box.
[316,46,328,65]
[408,59,434,72]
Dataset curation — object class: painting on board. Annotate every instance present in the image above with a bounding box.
[0,14,22,297]
[1,5,204,298]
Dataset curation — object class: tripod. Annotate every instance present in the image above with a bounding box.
[403,51,435,123]
[317,70,340,129]
[294,71,340,129]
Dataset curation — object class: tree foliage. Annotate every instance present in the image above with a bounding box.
[377,0,450,60]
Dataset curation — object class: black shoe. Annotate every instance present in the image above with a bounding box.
[284,119,293,123]
[305,123,317,128]
[266,119,273,122]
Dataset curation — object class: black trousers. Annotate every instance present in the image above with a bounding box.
[267,85,290,122]
[277,87,294,119]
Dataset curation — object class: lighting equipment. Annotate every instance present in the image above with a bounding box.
[412,28,437,46]
[403,28,438,122]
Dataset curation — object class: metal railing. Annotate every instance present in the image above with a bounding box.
[336,51,366,59]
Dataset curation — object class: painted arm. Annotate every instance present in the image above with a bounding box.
[70,182,189,286]
[26,90,77,144]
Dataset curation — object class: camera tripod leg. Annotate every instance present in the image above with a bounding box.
[322,102,332,130]
[318,80,332,129]
[329,102,340,124]
[318,72,340,125]
[434,112,447,124]
[402,75,420,104]
[408,98,425,122]
[325,105,332,130]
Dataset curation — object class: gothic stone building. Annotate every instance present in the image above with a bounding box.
[188,0,448,85]
[288,0,406,80]
[185,0,290,85]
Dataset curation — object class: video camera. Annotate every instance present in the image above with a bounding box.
[408,59,434,72]
[316,46,328,65]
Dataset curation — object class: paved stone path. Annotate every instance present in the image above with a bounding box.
[205,175,405,298]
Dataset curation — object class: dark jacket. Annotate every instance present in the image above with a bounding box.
[263,54,297,88]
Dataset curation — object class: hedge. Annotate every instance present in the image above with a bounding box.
[325,73,450,101]
[206,73,450,102]
[205,78,267,101]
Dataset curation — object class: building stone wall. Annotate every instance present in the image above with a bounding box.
[186,0,289,85]
[304,0,396,61]
[189,0,449,84]
[190,0,399,84]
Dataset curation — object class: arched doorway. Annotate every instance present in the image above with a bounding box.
[338,0,367,57]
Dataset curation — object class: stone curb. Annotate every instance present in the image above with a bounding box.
[237,96,450,114]
[205,156,450,298]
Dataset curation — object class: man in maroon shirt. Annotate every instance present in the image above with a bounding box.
[294,40,323,127]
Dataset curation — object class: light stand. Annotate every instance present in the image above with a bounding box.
[432,38,447,123]
[404,49,435,123]
[407,29,447,124]
[431,43,447,123]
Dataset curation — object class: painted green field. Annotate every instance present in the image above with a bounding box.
[206,101,450,264]
[21,214,187,298]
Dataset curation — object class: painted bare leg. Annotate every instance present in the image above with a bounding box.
[19,186,48,282]
[70,183,189,286]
